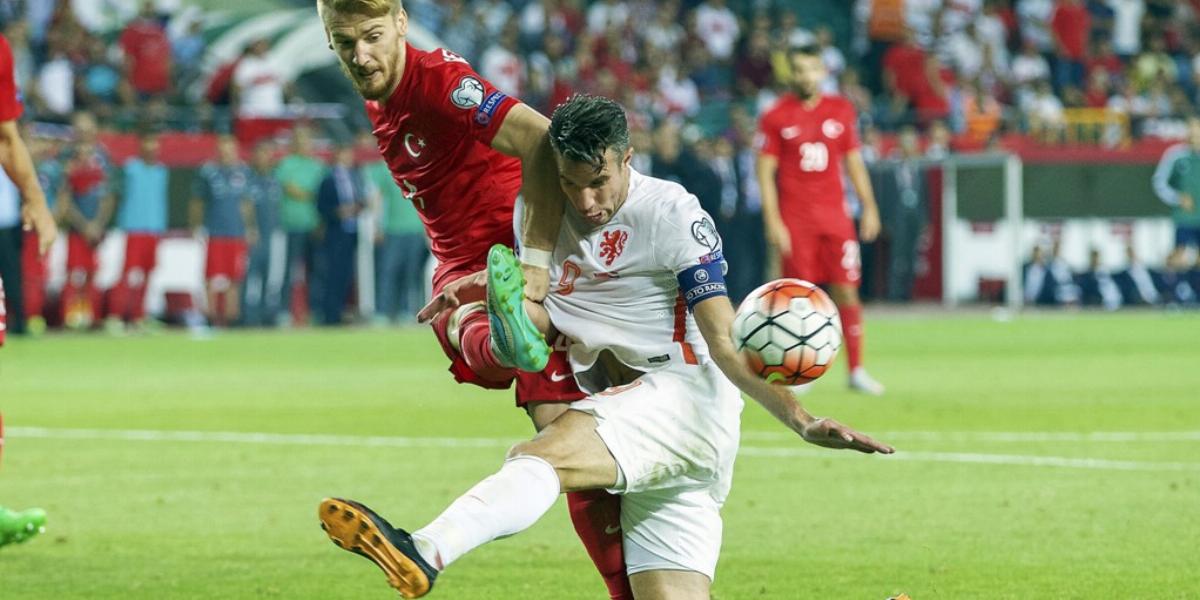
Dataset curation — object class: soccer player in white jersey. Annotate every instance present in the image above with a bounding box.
[318,95,893,599]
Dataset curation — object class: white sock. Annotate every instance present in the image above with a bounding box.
[412,455,560,570]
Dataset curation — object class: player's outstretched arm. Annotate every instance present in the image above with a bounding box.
[0,120,56,254]
[490,104,564,302]
[693,295,893,454]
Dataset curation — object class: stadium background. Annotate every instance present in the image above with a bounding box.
[1,1,1199,599]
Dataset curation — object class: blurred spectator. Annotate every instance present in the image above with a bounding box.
[1152,115,1200,254]
[649,120,686,183]
[926,120,953,158]
[1107,0,1145,60]
[242,140,283,328]
[1158,246,1198,305]
[586,0,629,35]
[35,41,73,120]
[1115,243,1161,305]
[474,0,513,39]
[5,21,31,92]
[655,58,700,120]
[61,113,115,329]
[721,126,767,301]
[693,0,739,63]
[79,38,122,117]
[109,130,168,331]
[1132,36,1176,91]
[1086,39,1125,82]
[172,20,206,90]
[882,29,950,125]
[24,133,66,333]
[1083,68,1113,108]
[961,78,1003,144]
[1024,241,1080,305]
[1024,80,1065,141]
[191,134,254,328]
[233,38,285,119]
[276,126,324,325]
[480,20,526,97]
[365,138,426,324]
[863,0,908,92]
[1050,0,1090,91]
[1011,41,1051,90]
[119,1,172,100]
[734,29,773,98]
[1075,248,1122,310]
[643,1,684,54]
[879,126,927,301]
[316,142,365,326]
[440,0,482,65]
[816,27,845,94]
[1018,0,1056,55]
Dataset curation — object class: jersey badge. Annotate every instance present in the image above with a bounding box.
[781,126,801,140]
[450,76,485,109]
[475,91,508,126]
[690,217,721,252]
[822,118,844,138]
[599,228,629,266]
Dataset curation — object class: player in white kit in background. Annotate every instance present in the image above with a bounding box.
[318,95,892,600]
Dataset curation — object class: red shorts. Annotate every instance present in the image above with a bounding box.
[781,230,861,286]
[67,232,99,274]
[206,237,248,282]
[123,232,160,276]
[514,334,586,407]
[429,270,583,406]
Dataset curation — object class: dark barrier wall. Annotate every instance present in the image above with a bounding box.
[956,163,1170,221]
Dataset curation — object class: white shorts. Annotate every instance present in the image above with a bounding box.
[569,362,743,579]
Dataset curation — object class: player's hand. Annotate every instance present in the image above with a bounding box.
[800,417,894,454]
[765,219,792,258]
[21,202,58,255]
[522,264,550,302]
[417,269,487,324]
[859,205,882,243]
[1181,193,1195,212]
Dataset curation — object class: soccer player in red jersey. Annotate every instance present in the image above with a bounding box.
[756,45,886,395]
[316,1,630,597]
[0,32,56,348]
[0,31,55,547]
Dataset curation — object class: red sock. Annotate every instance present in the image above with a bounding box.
[840,303,864,370]
[457,309,515,384]
[566,490,632,600]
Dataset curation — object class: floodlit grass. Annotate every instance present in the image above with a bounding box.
[1,312,1197,598]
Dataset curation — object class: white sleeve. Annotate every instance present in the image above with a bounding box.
[1153,145,1186,206]
[654,194,729,310]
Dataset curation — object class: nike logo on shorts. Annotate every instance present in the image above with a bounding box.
[549,371,572,383]
[604,524,621,535]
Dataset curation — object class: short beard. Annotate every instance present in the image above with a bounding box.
[793,84,817,100]
[340,62,386,101]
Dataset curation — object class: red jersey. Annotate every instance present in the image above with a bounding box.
[119,20,172,94]
[366,44,522,291]
[756,93,859,235]
[0,34,22,121]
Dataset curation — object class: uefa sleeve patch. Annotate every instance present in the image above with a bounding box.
[678,262,727,310]
[475,91,508,126]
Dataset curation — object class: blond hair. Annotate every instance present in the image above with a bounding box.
[316,0,399,18]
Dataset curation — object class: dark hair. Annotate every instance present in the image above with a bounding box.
[788,44,821,59]
[548,94,630,173]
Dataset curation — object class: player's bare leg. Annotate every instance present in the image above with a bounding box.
[828,283,884,395]
[320,410,619,596]
[629,570,712,600]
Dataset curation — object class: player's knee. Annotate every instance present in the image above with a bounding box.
[506,440,570,480]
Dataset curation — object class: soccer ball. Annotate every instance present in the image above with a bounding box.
[732,279,842,385]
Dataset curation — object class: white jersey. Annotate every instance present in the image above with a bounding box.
[544,168,728,392]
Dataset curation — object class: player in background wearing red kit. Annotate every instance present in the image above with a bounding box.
[316,1,630,597]
[756,45,886,396]
[0,31,56,547]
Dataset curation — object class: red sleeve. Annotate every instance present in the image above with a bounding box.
[754,110,781,158]
[422,48,520,147]
[0,35,22,122]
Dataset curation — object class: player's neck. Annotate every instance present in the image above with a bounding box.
[797,93,821,109]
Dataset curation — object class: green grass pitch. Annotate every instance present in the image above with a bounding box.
[1,312,1198,598]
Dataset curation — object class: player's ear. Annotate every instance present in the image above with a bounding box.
[621,146,633,168]
[395,7,408,37]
